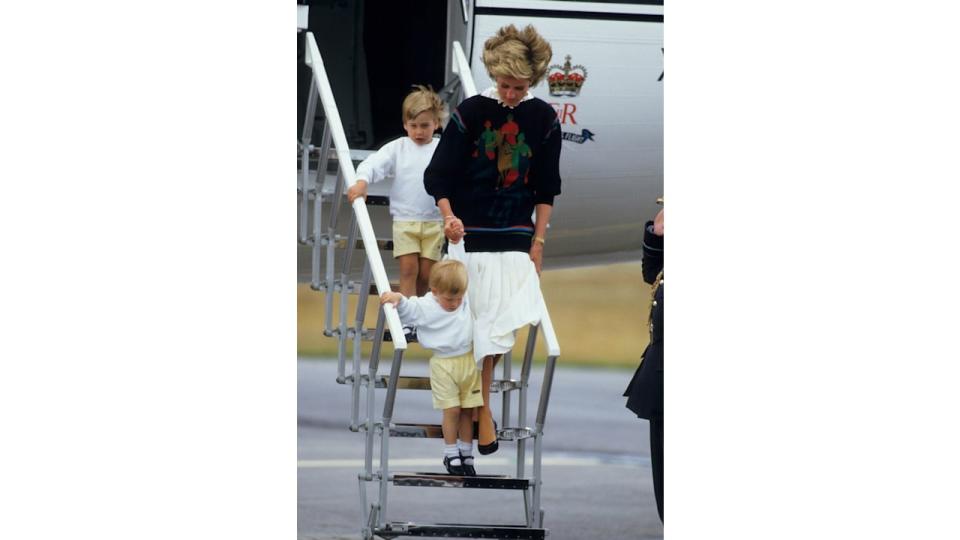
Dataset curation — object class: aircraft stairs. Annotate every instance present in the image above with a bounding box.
[299,32,561,540]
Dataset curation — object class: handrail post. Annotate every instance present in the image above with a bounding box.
[351,257,372,428]
[323,167,342,337]
[501,351,512,430]
[300,78,318,244]
[379,348,405,527]
[517,323,538,480]
[310,122,330,291]
[365,309,386,477]
[532,354,559,528]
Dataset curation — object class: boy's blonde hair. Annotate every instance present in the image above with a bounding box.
[481,24,553,87]
[402,85,447,123]
[429,259,468,296]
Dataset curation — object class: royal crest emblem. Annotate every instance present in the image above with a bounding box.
[547,55,588,97]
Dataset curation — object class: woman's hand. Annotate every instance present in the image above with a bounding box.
[444,216,464,242]
[529,242,544,275]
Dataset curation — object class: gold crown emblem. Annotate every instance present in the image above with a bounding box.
[547,55,588,97]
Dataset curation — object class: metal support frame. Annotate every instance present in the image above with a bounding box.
[379,348,405,528]
[337,213,359,381]
[518,324,538,480]
[300,78,317,244]
[501,351,512,429]
[351,259,372,428]
[324,168,343,336]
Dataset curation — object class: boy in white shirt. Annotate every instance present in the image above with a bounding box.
[380,245,481,476]
[349,86,446,340]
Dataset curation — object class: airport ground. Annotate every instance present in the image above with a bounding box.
[298,358,664,540]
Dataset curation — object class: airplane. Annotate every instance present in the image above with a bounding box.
[297,0,663,281]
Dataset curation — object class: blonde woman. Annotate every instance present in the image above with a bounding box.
[425,24,561,455]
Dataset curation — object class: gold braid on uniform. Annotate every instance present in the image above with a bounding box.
[648,270,664,334]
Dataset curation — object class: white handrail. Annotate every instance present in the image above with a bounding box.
[539,303,561,357]
[451,41,477,98]
[304,32,407,350]
[451,40,560,357]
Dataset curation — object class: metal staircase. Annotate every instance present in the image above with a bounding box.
[299,32,561,540]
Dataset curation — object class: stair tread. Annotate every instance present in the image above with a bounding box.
[377,522,546,539]
[364,375,520,392]
[390,423,533,441]
[393,472,529,490]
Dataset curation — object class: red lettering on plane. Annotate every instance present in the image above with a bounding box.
[548,102,579,125]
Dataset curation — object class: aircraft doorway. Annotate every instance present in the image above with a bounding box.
[298,0,449,151]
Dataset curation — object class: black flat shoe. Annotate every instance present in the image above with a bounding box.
[475,418,499,455]
[478,440,499,455]
[443,455,465,476]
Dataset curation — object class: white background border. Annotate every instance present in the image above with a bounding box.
[2,2,960,539]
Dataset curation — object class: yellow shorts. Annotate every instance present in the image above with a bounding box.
[429,351,483,410]
[393,220,443,261]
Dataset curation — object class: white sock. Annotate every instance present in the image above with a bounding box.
[444,444,461,465]
[458,440,474,463]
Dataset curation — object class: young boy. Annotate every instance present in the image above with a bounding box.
[380,252,480,476]
[349,85,446,340]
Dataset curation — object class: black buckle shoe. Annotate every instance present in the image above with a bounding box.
[459,453,477,476]
[443,456,465,476]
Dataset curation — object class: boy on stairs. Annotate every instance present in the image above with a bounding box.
[380,239,481,475]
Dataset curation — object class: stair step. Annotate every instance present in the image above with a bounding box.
[389,423,534,441]
[300,234,393,251]
[316,192,390,208]
[363,375,432,391]
[358,375,521,393]
[377,522,546,539]
[393,472,529,490]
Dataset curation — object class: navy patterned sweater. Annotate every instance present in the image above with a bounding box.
[424,94,562,252]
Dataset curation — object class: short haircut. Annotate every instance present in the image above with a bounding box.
[481,24,553,87]
[402,85,447,123]
[429,259,468,296]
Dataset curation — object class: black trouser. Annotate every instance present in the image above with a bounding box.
[650,415,663,522]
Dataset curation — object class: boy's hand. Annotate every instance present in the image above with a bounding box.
[347,180,368,203]
[380,291,402,306]
[652,208,664,236]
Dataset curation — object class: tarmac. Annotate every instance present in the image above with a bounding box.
[298,358,663,540]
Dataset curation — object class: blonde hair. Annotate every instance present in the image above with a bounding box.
[429,259,468,296]
[402,85,447,123]
[481,24,553,87]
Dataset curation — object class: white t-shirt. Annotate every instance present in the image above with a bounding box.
[396,292,472,358]
[355,137,441,221]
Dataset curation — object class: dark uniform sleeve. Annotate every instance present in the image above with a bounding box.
[641,220,663,284]
[529,109,562,206]
[424,102,473,203]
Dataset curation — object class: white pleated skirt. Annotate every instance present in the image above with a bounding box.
[460,251,545,368]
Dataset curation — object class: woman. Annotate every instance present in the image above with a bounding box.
[424,24,562,454]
